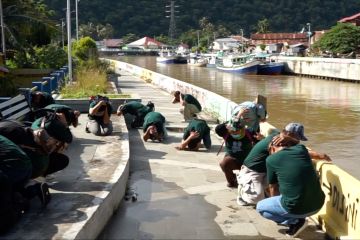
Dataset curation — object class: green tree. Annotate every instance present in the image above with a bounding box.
[72,37,98,63]
[32,44,67,69]
[312,23,360,55]
[79,22,98,40]
[256,19,270,33]
[122,33,138,44]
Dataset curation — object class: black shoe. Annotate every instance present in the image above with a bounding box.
[85,126,90,133]
[36,182,51,207]
[286,218,308,237]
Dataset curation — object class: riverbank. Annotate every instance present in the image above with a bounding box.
[277,56,360,82]
[105,59,360,239]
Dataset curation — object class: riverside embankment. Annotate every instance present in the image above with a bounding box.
[104,58,360,239]
[277,56,360,82]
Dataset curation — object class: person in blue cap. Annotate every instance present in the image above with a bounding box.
[256,123,327,238]
[236,122,331,206]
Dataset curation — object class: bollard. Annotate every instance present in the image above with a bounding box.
[32,81,43,92]
[41,77,51,94]
[50,73,61,90]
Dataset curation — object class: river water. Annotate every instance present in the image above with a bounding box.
[116,56,360,178]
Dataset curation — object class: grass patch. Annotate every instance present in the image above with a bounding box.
[60,68,108,98]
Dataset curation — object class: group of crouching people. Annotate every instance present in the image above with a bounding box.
[120,90,332,238]
[0,91,81,233]
[0,89,332,237]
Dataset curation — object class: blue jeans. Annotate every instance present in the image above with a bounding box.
[256,195,319,225]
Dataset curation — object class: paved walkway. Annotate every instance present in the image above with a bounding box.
[0,69,327,240]
[98,70,326,239]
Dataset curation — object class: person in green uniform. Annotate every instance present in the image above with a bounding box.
[142,111,166,142]
[215,118,254,188]
[30,91,55,110]
[87,95,113,136]
[256,134,326,237]
[44,104,80,127]
[117,101,155,128]
[0,135,32,233]
[175,118,211,151]
[237,123,331,206]
[172,91,202,121]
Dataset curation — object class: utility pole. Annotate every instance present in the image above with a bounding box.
[166,0,178,42]
[60,18,65,48]
[0,0,6,59]
[307,22,311,51]
[67,0,73,83]
[75,0,79,41]
[240,29,244,53]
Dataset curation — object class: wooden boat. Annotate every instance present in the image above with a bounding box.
[216,54,260,74]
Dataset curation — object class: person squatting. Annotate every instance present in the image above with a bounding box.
[0,91,80,233]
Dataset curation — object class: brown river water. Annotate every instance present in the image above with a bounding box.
[115,56,360,178]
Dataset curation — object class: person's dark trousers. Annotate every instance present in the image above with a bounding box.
[0,171,28,234]
[44,152,69,176]
[219,155,242,187]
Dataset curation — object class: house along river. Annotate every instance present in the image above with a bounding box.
[115,55,360,179]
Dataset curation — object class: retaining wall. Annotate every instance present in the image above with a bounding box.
[277,56,360,82]
[106,59,360,239]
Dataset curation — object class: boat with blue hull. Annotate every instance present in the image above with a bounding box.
[216,54,260,74]
[253,53,285,75]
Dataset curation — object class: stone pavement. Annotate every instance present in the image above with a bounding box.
[98,70,326,239]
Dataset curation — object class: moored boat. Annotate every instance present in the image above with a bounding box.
[258,62,285,75]
[216,54,260,74]
[188,53,208,67]
[253,53,285,75]
[156,51,188,64]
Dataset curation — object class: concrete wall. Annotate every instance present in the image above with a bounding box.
[107,59,238,123]
[106,59,360,239]
[276,56,360,81]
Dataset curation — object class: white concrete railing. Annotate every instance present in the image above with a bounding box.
[107,59,238,123]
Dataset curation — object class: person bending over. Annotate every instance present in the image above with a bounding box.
[176,118,211,151]
[172,91,202,121]
[117,101,155,128]
[143,111,167,142]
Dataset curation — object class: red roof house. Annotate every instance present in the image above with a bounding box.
[338,12,360,26]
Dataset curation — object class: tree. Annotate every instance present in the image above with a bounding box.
[72,37,98,63]
[256,19,270,33]
[312,23,360,55]
[97,24,114,39]
[122,33,138,44]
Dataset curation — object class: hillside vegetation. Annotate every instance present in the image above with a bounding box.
[44,0,360,37]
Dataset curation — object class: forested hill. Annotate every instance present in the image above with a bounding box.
[44,0,360,37]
